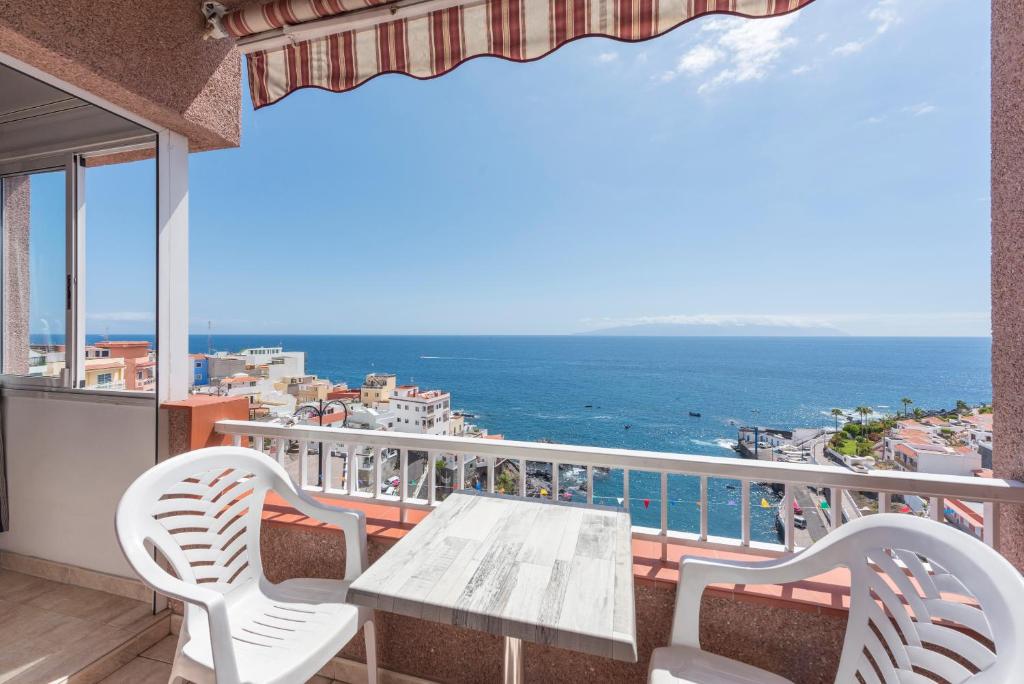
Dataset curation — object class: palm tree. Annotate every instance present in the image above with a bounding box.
[855,405,872,427]
[900,397,913,417]
[955,400,970,415]
[830,408,844,432]
[913,407,924,419]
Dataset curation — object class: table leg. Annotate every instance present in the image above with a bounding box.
[503,636,525,684]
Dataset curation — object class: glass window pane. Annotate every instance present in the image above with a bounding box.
[1,169,66,378]
[83,157,155,392]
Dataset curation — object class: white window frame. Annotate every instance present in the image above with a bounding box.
[0,51,190,405]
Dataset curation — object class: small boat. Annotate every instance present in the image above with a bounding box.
[689,411,701,418]
[624,424,632,430]
[584,404,593,408]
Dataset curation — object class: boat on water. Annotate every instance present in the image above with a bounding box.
[688,411,701,417]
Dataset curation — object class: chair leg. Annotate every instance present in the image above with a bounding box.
[364,619,378,684]
[168,629,187,684]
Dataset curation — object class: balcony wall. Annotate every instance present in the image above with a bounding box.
[992,0,1024,571]
[257,501,847,683]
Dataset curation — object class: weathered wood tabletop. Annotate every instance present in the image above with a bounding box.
[348,491,637,663]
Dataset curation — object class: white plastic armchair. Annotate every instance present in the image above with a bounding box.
[115,446,377,684]
[650,514,1024,684]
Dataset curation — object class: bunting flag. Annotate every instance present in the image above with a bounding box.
[223,0,818,107]
[760,498,770,508]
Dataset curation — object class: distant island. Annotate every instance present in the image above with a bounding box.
[578,322,848,337]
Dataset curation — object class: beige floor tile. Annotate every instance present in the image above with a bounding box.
[139,635,178,664]
[3,618,130,684]
[97,657,172,684]
[25,582,150,626]
[0,569,63,604]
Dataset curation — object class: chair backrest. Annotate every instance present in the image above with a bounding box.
[834,515,1024,683]
[116,447,287,605]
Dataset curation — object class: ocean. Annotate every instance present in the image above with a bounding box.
[182,335,992,542]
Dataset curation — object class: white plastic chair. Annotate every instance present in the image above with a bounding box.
[650,514,1024,683]
[116,446,377,684]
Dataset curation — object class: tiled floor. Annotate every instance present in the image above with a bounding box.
[0,569,165,684]
[0,568,366,684]
[100,635,346,683]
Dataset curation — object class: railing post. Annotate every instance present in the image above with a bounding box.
[930,496,944,523]
[487,456,495,493]
[879,491,891,515]
[830,487,843,531]
[298,439,308,487]
[552,462,559,501]
[323,442,333,491]
[457,453,465,491]
[741,480,751,546]
[984,501,1000,547]
[586,466,594,505]
[699,476,708,541]
[428,450,437,505]
[783,484,795,551]
[622,468,630,512]
[345,444,357,496]
[231,434,241,447]
[660,472,668,535]
[400,449,409,502]
[518,458,526,497]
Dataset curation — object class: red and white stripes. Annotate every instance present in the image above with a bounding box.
[228,0,815,108]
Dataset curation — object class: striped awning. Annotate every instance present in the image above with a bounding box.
[220,0,816,108]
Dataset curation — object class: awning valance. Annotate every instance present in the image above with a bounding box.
[220,0,815,108]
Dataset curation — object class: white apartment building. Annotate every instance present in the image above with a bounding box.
[390,385,452,435]
[345,404,398,431]
[240,346,305,382]
[219,373,297,417]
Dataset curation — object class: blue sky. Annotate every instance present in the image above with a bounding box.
[83,0,990,336]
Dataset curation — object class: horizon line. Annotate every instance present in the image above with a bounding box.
[76,332,996,339]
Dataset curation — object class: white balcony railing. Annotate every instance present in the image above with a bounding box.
[215,419,1024,554]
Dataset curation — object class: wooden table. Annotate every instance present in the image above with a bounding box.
[348,491,638,683]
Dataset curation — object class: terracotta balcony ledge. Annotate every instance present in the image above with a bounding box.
[261,492,854,617]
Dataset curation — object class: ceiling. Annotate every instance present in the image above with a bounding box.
[0,63,154,168]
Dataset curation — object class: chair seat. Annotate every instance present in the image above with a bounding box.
[649,646,794,684]
[181,578,371,684]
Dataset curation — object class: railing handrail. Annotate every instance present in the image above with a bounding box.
[215,419,1024,505]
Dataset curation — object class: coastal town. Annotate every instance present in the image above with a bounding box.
[29,338,996,545]
[736,404,994,544]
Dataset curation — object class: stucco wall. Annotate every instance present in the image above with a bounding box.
[0,1,240,151]
[1,176,29,376]
[991,0,1024,569]
[260,521,846,684]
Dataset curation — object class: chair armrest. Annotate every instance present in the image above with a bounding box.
[271,484,369,581]
[671,546,844,648]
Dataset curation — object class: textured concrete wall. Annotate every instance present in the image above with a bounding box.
[0,1,240,151]
[992,0,1024,569]
[1,176,30,376]
[261,521,845,683]
[161,395,251,460]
